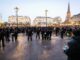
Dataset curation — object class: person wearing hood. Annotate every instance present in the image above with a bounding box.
[64,29,80,60]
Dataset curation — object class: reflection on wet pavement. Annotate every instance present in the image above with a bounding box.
[0,33,67,60]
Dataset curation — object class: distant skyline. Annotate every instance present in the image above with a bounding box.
[0,0,80,22]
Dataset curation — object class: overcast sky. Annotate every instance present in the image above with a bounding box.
[0,0,80,22]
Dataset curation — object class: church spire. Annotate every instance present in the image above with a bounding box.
[66,2,71,21]
[67,2,70,13]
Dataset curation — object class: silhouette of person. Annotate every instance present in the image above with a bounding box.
[64,29,80,60]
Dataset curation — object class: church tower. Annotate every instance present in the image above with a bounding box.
[65,2,71,23]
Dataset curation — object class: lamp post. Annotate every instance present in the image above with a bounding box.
[45,10,48,27]
[15,7,19,28]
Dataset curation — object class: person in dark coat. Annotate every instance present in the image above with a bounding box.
[41,30,45,40]
[64,29,80,60]
[55,27,60,36]
[60,27,66,39]
[0,28,5,47]
[27,29,33,41]
[5,28,10,42]
[12,28,18,42]
[36,28,40,39]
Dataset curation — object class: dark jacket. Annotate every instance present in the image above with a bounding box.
[64,36,80,60]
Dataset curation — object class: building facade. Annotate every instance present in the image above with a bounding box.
[0,15,4,27]
[71,14,80,25]
[8,16,31,27]
[33,16,62,27]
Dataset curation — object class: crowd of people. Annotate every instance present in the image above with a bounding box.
[0,26,79,47]
[0,27,18,47]
[0,27,79,44]
[0,26,80,60]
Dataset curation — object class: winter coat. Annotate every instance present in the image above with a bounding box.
[64,36,80,60]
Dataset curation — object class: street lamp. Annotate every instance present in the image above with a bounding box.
[45,10,48,27]
[15,7,19,28]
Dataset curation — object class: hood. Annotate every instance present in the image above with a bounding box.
[72,36,80,42]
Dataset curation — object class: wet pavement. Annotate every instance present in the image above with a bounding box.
[0,33,68,60]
